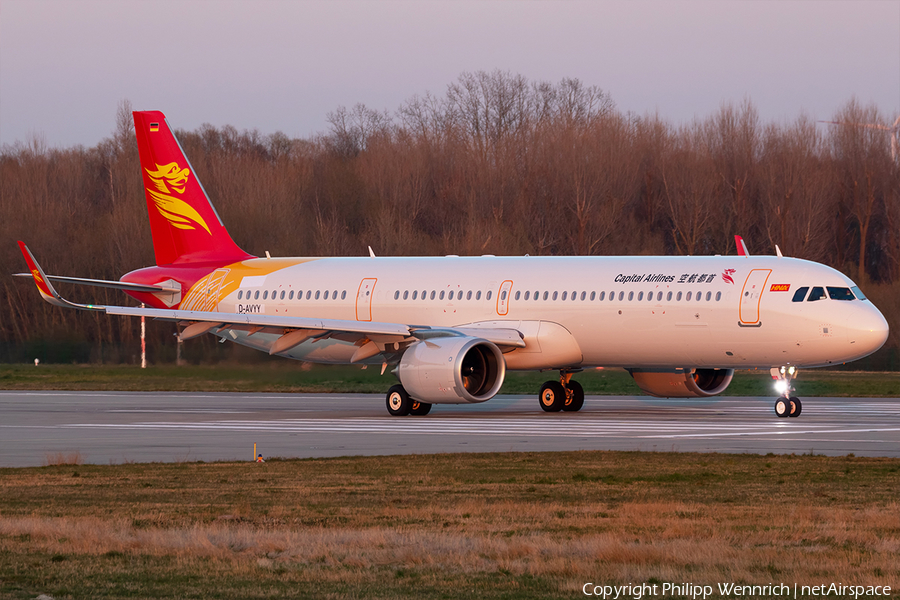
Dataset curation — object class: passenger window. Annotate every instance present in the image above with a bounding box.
[648,292,654,302]
[697,292,702,301]
[627,291,634,301]
[263,290,268,300]
[676,291,682,301]
[524,291,530,300]
[715,291,721,301]
[590,291,596,301]
[686,291,692,301]
[254,290,259,300]
[237,290,243,300]
[657,292,663,301]
[487,291,492,300]
[431,291,436,300]
[289,291,294,300]
[562,291,567,301]
[342,291,347,300]
[571,291,577,301]
[449,291,455,300]
[618,291,624,301]
[851,286,866,300]
[440,291,445,300]
[394,291,400,300]
[792,287,809,302]
[599,291,605,301]
[514,291,520,300]
[468,291,473,300]
[315,290,320,300]
[412,290,418,300]
[827,287,855,301]
[637,291,644,301]
[324,290,329,300]
[666,291,672,301]
[333,290,337,299]
[581,291,586,301]
[807,287,826,301]
[543,291,548,301]
[280,290,285,300]
[272,290,277,298]
[501,290,507,301]
[403,290,408,300]
[476,291,481,300]
[705,291,711,301]
[306,291,311,300]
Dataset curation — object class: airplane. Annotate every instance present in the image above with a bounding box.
[16,111,889,418]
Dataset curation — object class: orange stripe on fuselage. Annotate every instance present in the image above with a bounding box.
[180,258,320,311]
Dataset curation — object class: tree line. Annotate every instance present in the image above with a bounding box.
[2,71,898,367]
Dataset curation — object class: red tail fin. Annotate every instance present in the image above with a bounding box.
[133,111,253,266]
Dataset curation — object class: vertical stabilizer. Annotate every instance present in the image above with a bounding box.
[133,111,253,266]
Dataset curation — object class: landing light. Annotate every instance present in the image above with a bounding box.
[774,380,789,394]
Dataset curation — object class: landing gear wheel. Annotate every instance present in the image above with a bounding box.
[562,380,585,412]
[774,397,791,418]
[386,385,412,416]
[788,397,802,418]
[539,381,566,412]
[409,400,432,416]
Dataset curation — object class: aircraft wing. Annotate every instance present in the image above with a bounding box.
[12,272,179,294]
[16,242,525,357]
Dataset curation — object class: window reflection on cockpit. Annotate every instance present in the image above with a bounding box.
[807,287,826,301]
[827,287,855,301]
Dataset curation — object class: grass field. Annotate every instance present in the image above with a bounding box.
[1,452,898,599]
[2,363,899,397]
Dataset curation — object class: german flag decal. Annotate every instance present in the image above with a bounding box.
[770,284,790,292]
[149,123,159,132]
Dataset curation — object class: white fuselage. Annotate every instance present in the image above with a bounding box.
[215,255,888,370]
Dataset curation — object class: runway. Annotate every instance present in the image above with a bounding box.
[2,391,899,467]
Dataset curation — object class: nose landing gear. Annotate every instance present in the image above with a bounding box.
[539,371,585,412]
[771,366,802,418]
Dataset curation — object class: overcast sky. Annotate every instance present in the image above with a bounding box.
[1,0,898,148]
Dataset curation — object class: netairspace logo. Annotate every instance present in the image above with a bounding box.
[581,582,892,599]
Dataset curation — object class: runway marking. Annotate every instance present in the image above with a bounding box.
[48,417,900,441]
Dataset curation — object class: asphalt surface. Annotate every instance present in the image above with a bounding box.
[1,391,899,467]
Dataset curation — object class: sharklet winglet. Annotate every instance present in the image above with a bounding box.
[16,242,105,311]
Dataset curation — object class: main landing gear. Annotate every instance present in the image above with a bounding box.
[386,384,432,416]
[771,366,802,418]
[539,371,585,412]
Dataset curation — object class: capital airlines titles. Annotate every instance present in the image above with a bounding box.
[614,272,722,285]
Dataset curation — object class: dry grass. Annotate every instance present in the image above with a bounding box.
[1,451,898,599]
[41,451,84,466]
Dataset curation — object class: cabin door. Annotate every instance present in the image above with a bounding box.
[739,269,771,325]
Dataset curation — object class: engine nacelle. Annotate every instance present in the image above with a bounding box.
[629,368,734,398]
[397,337,505,404]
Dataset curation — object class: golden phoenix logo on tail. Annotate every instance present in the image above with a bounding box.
[144,163,212,234]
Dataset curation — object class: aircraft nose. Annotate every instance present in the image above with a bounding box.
[847,305,889,356]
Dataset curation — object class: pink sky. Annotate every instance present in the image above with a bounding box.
[1,0,898,147]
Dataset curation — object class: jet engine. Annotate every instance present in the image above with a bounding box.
[397,337,505,403]
[629,368,734,398]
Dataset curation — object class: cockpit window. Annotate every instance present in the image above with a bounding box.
[807,287,826,302]
[827,286,855,301]
[851,286,866,301]
[792,287,809,302]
